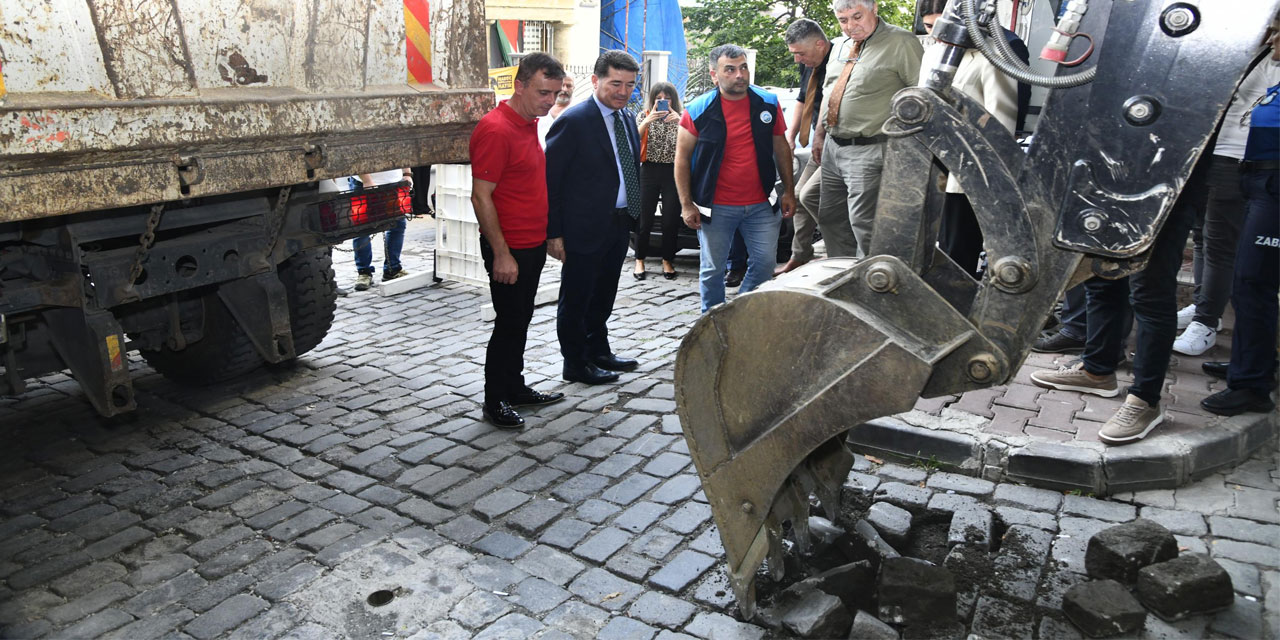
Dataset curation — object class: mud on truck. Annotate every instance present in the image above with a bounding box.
[0,0,491,417]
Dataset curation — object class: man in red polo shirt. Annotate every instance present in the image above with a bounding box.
[470,52,567,429]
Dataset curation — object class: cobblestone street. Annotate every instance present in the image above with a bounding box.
[0,219,1276,639]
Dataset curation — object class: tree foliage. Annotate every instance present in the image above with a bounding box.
[683,0,919,92]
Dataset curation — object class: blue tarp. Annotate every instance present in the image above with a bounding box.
[599,0,689,100]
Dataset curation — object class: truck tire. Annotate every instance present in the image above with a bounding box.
[139,290,264,385]
[278,247,338,357]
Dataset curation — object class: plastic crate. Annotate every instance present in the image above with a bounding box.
[434,248,488,288]
[435,164,476,224]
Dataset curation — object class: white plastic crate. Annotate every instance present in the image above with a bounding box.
[434,248,487,288]
[433,164,485,287]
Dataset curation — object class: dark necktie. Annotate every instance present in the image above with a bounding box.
[613,111,642,220]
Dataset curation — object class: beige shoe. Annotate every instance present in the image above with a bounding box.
[1099,394,1164,444]
[1029,361,1120,397]
[354,273,374,291]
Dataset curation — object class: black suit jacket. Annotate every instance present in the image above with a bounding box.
[545,98,641,255]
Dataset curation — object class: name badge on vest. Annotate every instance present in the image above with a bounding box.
[760,110,773,124]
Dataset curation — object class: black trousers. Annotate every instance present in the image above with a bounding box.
[558,215,630,365]
[635,162,681,262]
[481,236,546,406]
[938,192,984,278]
[1080,162,1205,406]
[1227,170,1279,391]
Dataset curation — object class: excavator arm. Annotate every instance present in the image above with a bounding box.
[674,0,1280,618]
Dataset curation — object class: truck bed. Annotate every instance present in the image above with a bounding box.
[0,0,490,222]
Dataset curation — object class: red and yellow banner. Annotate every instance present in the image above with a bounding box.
[404,0,432,84]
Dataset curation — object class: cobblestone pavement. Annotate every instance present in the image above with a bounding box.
[0,219,1276,639]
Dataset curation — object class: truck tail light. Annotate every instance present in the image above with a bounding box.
[314,183,412,233]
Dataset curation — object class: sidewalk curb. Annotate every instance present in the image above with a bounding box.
[848,409,1278,495]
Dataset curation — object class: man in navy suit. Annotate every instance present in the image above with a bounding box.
[545,51,643,385]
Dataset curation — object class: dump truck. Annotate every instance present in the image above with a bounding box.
[0,0,492,417]
[674,0,1280,617]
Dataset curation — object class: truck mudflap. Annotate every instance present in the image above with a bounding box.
[673,0,1276,618]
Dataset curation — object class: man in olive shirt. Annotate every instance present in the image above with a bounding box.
[813,0,922,257]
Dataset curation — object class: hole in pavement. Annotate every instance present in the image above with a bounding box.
[367,590,395,607]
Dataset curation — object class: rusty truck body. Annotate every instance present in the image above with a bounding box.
[0,0,492,416]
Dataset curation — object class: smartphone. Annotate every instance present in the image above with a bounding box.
[655,99,670,113]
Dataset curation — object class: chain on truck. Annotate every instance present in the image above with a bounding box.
[0,0,491,417]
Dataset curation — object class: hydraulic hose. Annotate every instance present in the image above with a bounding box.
[962,0,1096,89]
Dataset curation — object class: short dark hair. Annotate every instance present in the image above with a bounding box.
[708,44,748,68]
[593,50,640,78]
[784,18,827,45]
[917,0,947,15]
[515,52,565,83]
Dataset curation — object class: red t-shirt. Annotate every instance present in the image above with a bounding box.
[469,101,547,249]
[681,95,786,206]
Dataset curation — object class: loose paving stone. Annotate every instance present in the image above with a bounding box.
[866,502,913,548]
[1137,554,1235,621]
[780,589,852,639]
[574,527,632,563]
[849,610,898,640]
[614,502,669,533]
[598,615,658,640]
[877,557,956,629]
[949,504,995,549]
[995,505,1059,532]
[1085,519,1179,584]
[473,531,532,560]
[1062,580,1146,638]
[872,482,932,514]
[663,502,712,535]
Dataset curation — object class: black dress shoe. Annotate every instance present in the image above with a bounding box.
[663,270,677,280]
[510,389,565,407]
[1202,361,1228,379]
[1201,387,1275,416]
[633,270,647,280]
[593,354,638,372]
[1030,331,1085,354]
[725,268,746,288]
[482,402,525,429]
[563,362,620,385]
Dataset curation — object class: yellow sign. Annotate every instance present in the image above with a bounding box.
[488,66,517,97]
[0,61,6,103]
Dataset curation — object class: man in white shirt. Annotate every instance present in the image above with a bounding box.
[538,74,575,148]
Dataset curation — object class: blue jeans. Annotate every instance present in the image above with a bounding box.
[697,202,780,312]
[726,231,748,272]
[354,217,407,275]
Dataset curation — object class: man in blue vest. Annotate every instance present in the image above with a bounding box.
[675,44,797,312]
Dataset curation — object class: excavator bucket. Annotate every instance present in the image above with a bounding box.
[674,257,1002,619]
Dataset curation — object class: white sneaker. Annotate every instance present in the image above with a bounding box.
[1172,321,1217,356]
[1176,304,1196,330]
